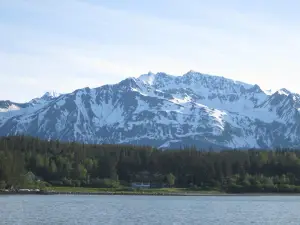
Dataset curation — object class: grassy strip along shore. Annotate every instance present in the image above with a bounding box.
[2,187,300,196]
[44,187,222,196]
[0,187,222,196]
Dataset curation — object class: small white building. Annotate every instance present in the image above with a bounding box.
[131,182,150,189]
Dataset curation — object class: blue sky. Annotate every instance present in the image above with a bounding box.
[1,0,300,102]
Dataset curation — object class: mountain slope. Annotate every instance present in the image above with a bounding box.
[1,71,300,149]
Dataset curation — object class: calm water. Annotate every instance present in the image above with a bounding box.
[1,195,300,224]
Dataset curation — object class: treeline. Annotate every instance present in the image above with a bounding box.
[1,136,300,193]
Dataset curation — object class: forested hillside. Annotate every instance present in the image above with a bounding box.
[1,136,300,193]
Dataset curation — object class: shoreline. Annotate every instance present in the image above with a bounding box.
[2,190,300,197]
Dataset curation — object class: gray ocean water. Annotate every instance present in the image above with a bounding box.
[1,195,300,224]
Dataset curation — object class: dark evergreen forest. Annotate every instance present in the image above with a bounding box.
[1,136,300,193]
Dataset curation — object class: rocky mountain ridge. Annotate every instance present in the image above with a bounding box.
[1,71,300,149]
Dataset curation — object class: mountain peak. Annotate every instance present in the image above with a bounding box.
[29,91,60,104]
[138,72,157,85]
[183,70,199,76]
[40,91,60,101]
[42,91,60,98]
[277,88,291,96]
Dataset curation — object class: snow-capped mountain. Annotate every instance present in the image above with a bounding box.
[1,71,300,149]
[0,92,60,126]
[30,91,60,104]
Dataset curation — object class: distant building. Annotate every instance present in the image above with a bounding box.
[23,171,42,183]
[131,182,150,189]
[150,183,166,188]
[130,171,166,189]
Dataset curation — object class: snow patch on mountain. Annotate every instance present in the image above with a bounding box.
[0,104,20,113]
[139,72,157,85]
